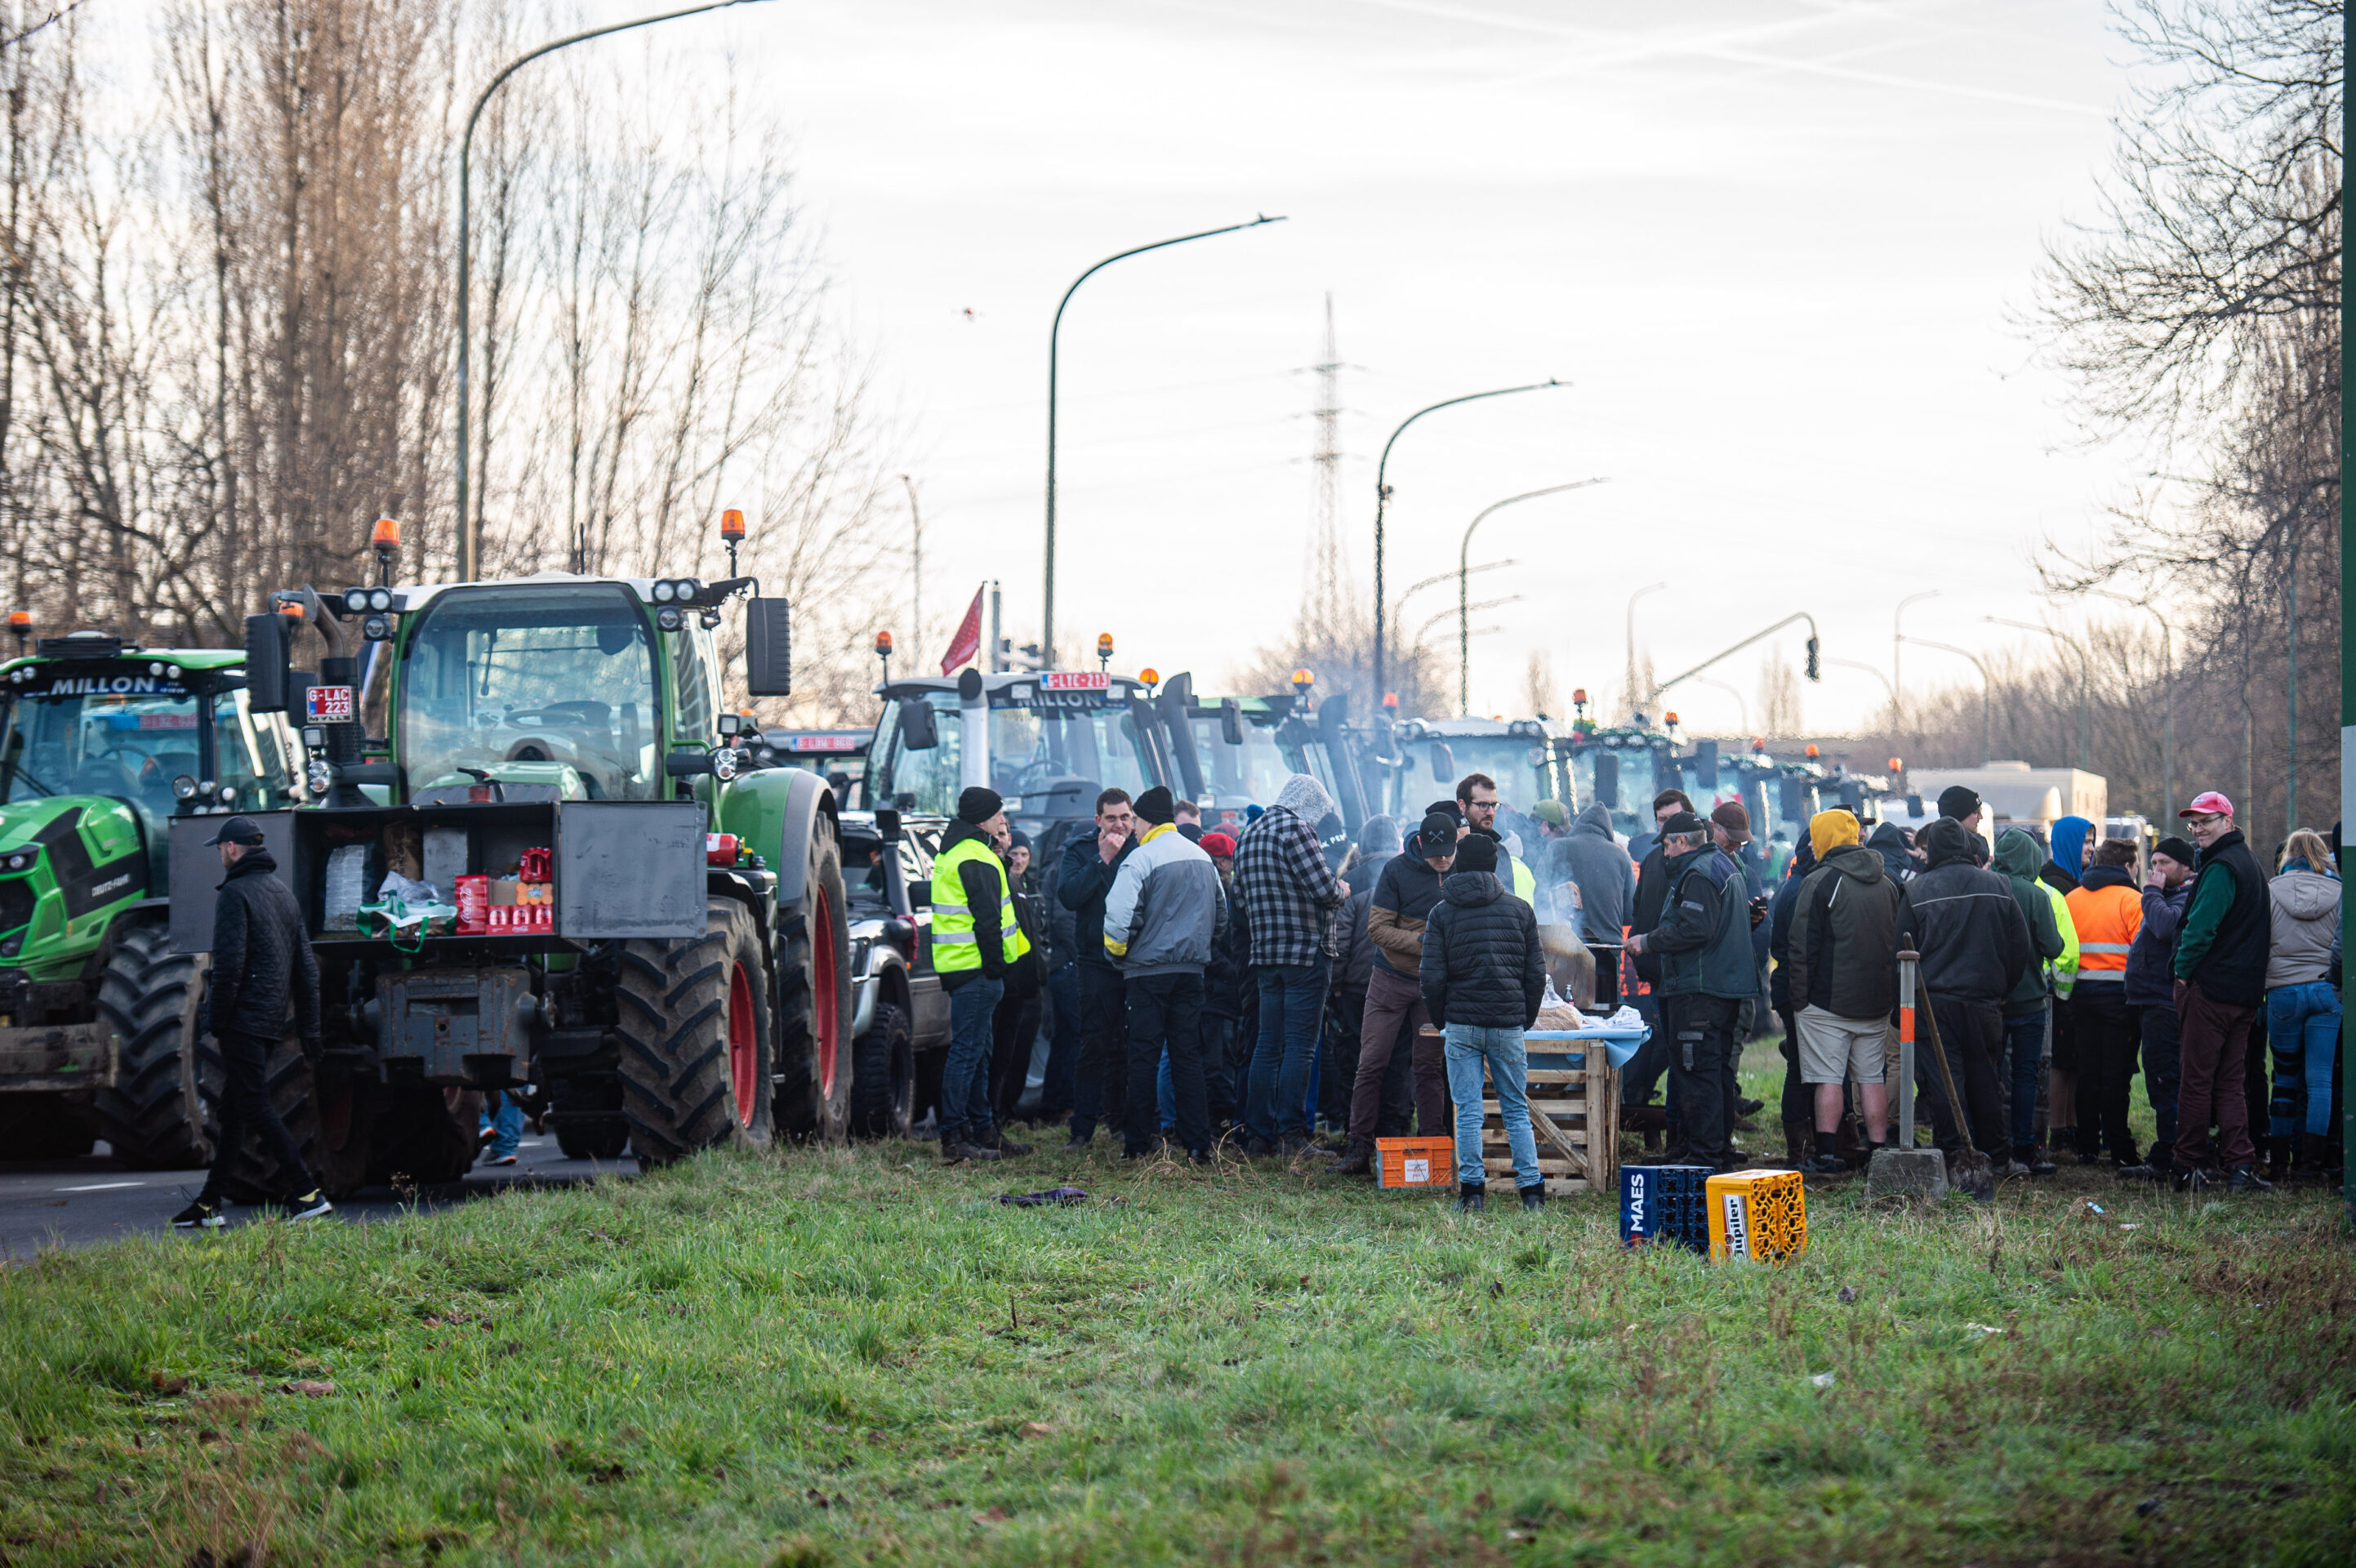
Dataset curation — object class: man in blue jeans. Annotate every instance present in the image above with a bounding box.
[931,786,1031,1163]
[1418,833,1548,1212]
[1236,774,1347,1157]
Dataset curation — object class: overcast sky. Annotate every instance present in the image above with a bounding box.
[593,1,2136,728]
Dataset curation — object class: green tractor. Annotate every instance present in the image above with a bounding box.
[188,545,852,1194]
[0,628,303,1165]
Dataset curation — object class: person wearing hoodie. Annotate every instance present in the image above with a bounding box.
[1765,835,1819,1164]
[1784,810,1902,1174]
[1556,800,1636,1010]
[1102,786,1227,1161]
[2118,835,2196,1181]
[1334,813,1458,1174]
[2264,828,2342,1181]
[1622,789,1696,1120]
[173,817,329,1228]
[1896,817,2033,1167]
[1418,833,1548,1212]
[2064,840,2145,1168]
[1866,822,1916,885]
[2031,815,2091,1149]
[1992,828,2072,1175]
[1236,773,1350,1156]
[1058,789,1137,1150]
[1625,809,1753,1168]
[932,787,1032,1163]
[2170,791,2272,1190]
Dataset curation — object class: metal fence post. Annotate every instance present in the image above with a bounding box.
[1896,949,1918,1147]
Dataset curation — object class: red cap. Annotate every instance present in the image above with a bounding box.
[1200,831,1236,858]
[2179,791,2234,819]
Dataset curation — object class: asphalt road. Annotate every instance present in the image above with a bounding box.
[0,1137,633,1258]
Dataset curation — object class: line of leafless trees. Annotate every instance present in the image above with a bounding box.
[1873,0,2340,848]
[0,0,906,722]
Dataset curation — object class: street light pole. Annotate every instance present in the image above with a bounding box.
[1624,581,1667,720]
[1370,380,1568,697]
[1825,656,1896,711]
[1988,617,2091,770]
[1899,635,1994,765]
[1042,215,1285,668]
[1456,478,1606,714]
[1894,590,1939,730]
[454,0,770,582]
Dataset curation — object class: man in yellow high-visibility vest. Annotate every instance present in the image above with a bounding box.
[932,786,1032,1163]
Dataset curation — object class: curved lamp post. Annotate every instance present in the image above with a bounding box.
[1370,380,1567,695]
[1623,581,1667,721]
[1455,478,1606,713]
[1040,215,1285,667]
[1899,634,1993,764]
[455,0,773,581]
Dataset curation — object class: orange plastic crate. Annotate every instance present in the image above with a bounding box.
[1374,1136,1456,1190]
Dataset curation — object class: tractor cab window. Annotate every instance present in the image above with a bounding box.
[0,681,202,841]
[398,584,660,800]
[212,689,292,811]
[1190,715,1294,808]
[668,626,718,745]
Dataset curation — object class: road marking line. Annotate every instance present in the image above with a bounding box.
[57,1181,144,1192]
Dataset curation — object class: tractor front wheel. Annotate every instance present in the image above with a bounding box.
[92,920,212,1169]
[774,812,852,1142]
[616,897,773,1165]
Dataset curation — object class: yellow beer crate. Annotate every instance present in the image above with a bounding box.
[1704,1168,1808,1263]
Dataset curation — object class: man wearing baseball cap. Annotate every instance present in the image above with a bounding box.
[2167,791,2272,1190]
[173,817,328,1227]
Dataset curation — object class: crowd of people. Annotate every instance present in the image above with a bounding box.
[946,763,2345,1205]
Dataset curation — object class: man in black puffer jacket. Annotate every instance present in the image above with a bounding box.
[173,817,327,1228]
[1418,834,1547,1214]
[1896,817,2032,1165]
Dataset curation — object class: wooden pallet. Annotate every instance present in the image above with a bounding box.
[1419,1028,1619,1196]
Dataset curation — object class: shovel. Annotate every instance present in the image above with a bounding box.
[1913,980,1997,1203]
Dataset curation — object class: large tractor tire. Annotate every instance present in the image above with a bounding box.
[198,1033,321,1205]
[774,812,852,1142]
[849,1001,913,1139]
[368,1085,479,1191]
[550,1069,630,1160]
[617,897,773,1165]
[92,921,212,1169]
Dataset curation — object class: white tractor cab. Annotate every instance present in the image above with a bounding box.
[1386,715,1570,848]
[1154,671,1370,861]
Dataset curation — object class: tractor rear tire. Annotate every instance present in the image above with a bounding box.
[774,811,852,1142]
[849,1001,913,1139]
[368,1085,480,1191]
[92,921,212,1169]
[551,1071,630,1160]
[198,1034,322,1205]
[617,897,773,1165]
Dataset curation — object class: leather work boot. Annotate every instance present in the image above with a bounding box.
[1331,1138,1374,1177]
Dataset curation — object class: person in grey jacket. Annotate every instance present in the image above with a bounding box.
[173,817,327,1228]
[1103,786,1227,1160]
[1557,800,1635,1009]
[2264,828,2341,1178]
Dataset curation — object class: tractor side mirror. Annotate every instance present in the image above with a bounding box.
[243,613,292,712]
[744,598,791,696]
[1695,739,1720,790]
[1780,777,1805,818]
[1594,751,1620,808]
[897,698,938,751]
[1219,698,1244,749]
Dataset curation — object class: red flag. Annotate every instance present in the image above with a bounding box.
[941,585,984,674]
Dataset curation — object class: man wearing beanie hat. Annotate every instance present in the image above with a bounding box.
[1896,818,2034,1174]
[1102,782,1227,1160]
[2118,835,2195,1179]
[1784,809,1904,1173]
[1334,812,1458,1175]
[1625,810,1753,1167]
[1418,827,1548,1210]
[930,786,1031,1162]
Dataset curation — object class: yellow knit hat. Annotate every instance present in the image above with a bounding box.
[1808,808,1860,862]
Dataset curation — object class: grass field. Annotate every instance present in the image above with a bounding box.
[2,1049,2353,1567]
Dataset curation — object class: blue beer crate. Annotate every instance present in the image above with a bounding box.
[1620,1163,1714,1252]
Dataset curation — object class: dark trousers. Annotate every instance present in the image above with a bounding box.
[1245,958,1330,1142]
[940,975,1004,1145]
[1623,991,1667,1106]
[1319,987,1359,1130]
[990,987,1044,1125]
[2138,1003,2181,1165]
[1068,964,1128,1142]
[1039,961,1081,1119]
[2049,993,2079,1127]
[2175,979,2258,1169]
[1661,992,1740,1163]
[1202,1013,1245,1125]
[1588,943,1621,1013]
[2004,1005,2047,1153]
[201,1029,313,1201]
[1774,1009,1808,1130]
[1124,973,1209,1156]
[1920,994,2006,1158]
[1350,965,1448,1139]
[2068,990,2140,1162]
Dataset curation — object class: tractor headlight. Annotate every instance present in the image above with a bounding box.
[710,746,740,782]
[171,773,198,801]
[656,607,684,632]
[651,580,676,603]
[361,613,391,641]
[301,727,325,751]
[341,587,369,616]
[367,588,393,612]
[3,852,30,871]
[305,759,332,796]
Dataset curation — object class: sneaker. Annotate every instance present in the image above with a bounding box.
[1800,1153,1846,1175]
[1518,1183,1547,1211]
[2026,1152,2059,1177]
[171,1198,225,1229]
[2228,1165,2273,1192]
[1455,1182,1485,1214]
[1062,1135,1093,1152]
[1737,1097,1765,1117]
[286,1188,334,1222]
[485,1152,519,1167]
[988,1134,1035,1157]
[940,1140,1003,1164]
[2172,1165,2217,1192]
[2115,1162,2162,1183]
[2000,1160,2032,1180]
[1243,1135,1280,1157]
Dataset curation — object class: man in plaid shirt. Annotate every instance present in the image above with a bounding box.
[1236,773,1348,1155]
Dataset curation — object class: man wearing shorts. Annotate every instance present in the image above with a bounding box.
[1779,810,1904,1174]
